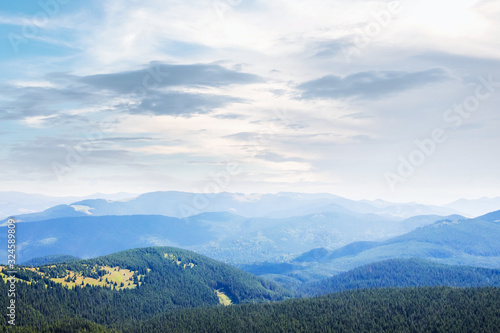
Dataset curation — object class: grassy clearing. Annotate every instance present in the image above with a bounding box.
[163,253,196,269]
[0,269,32,285]
[0,265,142,290]
[215,289,232,306]
[51,266,138,290]
[164,253,197,269]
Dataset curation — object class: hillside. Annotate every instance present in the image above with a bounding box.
[296,213,500,272]
[134,287,500,333]
[237,213,500,286]
[299,259,500,296]
[0,247,291,330]
[6,287,499,332]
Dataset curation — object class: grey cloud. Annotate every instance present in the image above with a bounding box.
[254,151,305,162]
[0,85,101,120]
[311,39,351,58]
[213,113,248,120]
[1,63,260,120]
[298,68,452,100]
[223,132,255,141]
[98,137,157,142]
[341,113,371,119]
[133,92,243,116]
[75,62,263,94]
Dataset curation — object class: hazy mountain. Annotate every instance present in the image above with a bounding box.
[0,215,217,263]
[0,191,136,220]
[21,254,81,266]
[0,211,455,265]
[240,212,500,286]
[2,191,462,225]
[445,197,500,217]
[305,212,499,273]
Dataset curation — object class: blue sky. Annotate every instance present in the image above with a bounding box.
[1,0,499,204]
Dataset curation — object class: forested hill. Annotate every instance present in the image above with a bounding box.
[21,254,80,266]
[0,247,291,330]
[6,287,500,332]
[299,258,500,296]
[134,287,500,333]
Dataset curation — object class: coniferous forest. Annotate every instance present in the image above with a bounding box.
[1,247,500,332]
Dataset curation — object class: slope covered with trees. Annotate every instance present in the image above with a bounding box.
[135,287,500,332]
[299,259,500,296]
[0,247,291,331]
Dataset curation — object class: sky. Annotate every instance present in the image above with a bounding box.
[0,0,499,204]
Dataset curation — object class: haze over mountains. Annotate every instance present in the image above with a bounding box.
[2,192,500,331]
[1,191,469,223]
[2,190,499,295]
[2,191,499,284]
[0,192,136,220]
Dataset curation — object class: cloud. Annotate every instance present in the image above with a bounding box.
[298,68,452,100]
[254,150,305,163]
[75,62,262,93]
[0,63,261,120]
[310,39,351,58]
[0,85,101,120]
[0,136,135,180]
[133,91,243,117]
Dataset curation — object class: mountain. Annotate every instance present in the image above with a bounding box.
[135,287,500,333]
[0,247,291,330]
[0,211,456,265]
[21,254,81,266]
[2,191,461,223]
[445,197,500,217]
[298,259,500,296]
[0,191,135,220]
[0,215,219,263]
[319,212,499,269]
[360,198,463,218]
[239,212,500,286]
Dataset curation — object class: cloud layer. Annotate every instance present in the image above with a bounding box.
[0,0,499,203]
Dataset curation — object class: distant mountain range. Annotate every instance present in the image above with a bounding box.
[0,211,465,265]
[1,191,463,223]
[2,190,499,289]
[241,211,500,285]
[0,191,136,219]
[445,197,500,217]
